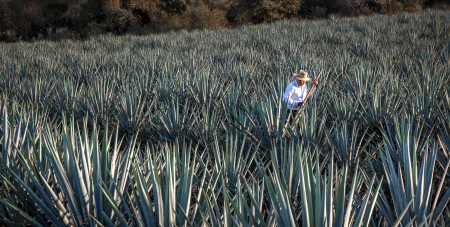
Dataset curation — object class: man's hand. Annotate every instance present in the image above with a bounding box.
[313,79,318,86]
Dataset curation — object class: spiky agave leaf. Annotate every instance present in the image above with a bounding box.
[0,109,135,226]
[297,149,382,227]
[378,127,450,226]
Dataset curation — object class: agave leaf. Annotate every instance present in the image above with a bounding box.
[99,181,129,226]
[105,170,136,226]
[0,217,19,227]
[241,176,266,226]
[363,177,383,227]
[43,132,85,227]
[175,202,195,227]
[176,143,196,227]
[431,186,450,223]
[101,212,115,227]
[392,198,415,227]
[191,154,209,225]
[0,199,45,227]
[222,179,233,227]
[164,148,177,227]
[61,119,90,224]
[128,188,145,227]
[353,175,375,227]
[91,123,104,223]
[343,160,359,227]
[13,148,71,225]
[240,192,264,227]
[264,174,285,226]
[0,173,29,207]
[89,214,106,227]
[201,188,221,227]
[334,163,348,227]
[299,152,313,227]
[132,162,155,226]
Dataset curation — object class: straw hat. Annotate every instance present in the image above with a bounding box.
[293,70,311,81]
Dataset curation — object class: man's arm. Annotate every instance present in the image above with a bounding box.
[308,79,319,95]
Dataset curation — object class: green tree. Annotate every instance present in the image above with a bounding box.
[256,0,303,21]
[0,0,12,32]
[158,0,191,13]
[231,0,303,23]
[185,0,228,29]
[86,0,120,14]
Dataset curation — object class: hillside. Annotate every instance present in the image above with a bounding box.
[1,0,449,41]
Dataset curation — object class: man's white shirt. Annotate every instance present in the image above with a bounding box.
[282,80,315,110]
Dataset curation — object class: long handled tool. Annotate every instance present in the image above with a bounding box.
[282,69,323,138]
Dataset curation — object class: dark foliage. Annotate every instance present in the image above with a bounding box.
[0,0,448,42]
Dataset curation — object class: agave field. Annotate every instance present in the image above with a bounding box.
[1,9,450,227]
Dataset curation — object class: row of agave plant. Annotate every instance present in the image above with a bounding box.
[1,96,450,226]
[1,9,450,227]
[0,101,450,226]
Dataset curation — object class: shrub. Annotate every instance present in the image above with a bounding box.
[403,0,426,12]
[0,30,18,42]
[60,9,94,31]
[370,0,425,14]
[360,5,374,15]
[86,0,120,11]
[158,0,190,13]
[334,0,370,15]
[160,0,229,31]
[184,0,228,30]
[227,0,252,23]
[162,13,187,30]
[124,0,164,24]
[45,27,75,41]
[374,0,407,14]
[230,0,303,23]
[46,1,69,20]
[308,5,328,18]
[105,0,121,9]
[0,0,445,41]
[85,21,103,37]
[0,0,12,33]
[102,8,141,35]
[85,0,103,14]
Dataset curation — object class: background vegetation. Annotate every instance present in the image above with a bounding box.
[0,0,449,41]
[0,9,450,226]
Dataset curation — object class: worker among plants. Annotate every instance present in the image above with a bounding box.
[282,70,319,130]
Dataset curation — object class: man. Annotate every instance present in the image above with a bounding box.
[282,70,319,132]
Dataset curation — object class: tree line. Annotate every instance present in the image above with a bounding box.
[0,0,448,42]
